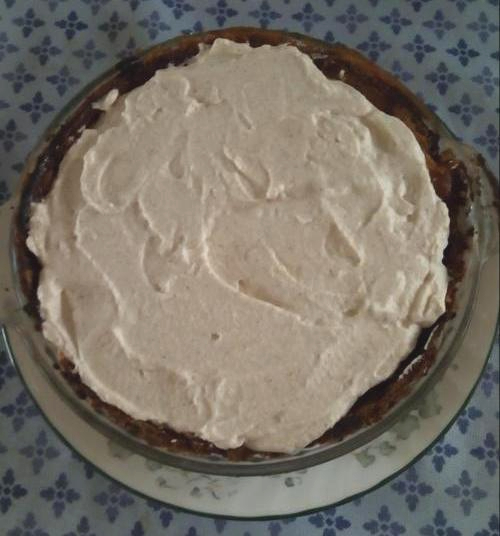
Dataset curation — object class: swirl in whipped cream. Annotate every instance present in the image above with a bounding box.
[27,39,449,452]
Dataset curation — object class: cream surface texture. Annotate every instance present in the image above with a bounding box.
[27,39,449,453]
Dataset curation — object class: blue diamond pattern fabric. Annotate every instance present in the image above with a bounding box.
[0,1,498,534]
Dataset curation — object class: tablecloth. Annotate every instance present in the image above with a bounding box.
[0,1,498,534]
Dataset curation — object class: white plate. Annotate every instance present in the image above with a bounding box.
[0,191,497,517]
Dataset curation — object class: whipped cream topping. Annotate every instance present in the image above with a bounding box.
[27,39,449,453]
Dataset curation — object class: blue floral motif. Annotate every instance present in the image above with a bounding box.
[63,516,97,536]
[448,0,477,12]
[420,509,461,536]
[336,4,369,35]
[445,470,487,515]
[81,0,111,16]
[391,466,433,511]
[292,3,325,32]
[403,34,436,63]
[428,437,459,472]
[99,11,128,42]
[73,39,106,69]
[130,521,144,536]
[409,0,432,12]
[214,519,226,533]
[125,0,152,11]
[482,68,500,101]
[46,66,80,96]
[162,0,195,20]
[474,514,499,536]
[0,389,38,429]
[19,429,60,474]
[307,507,351,536]
[357,31,391,61]
[182,21,204,35]
[146,499,174,528]
[324,31,335,43]
[55,11,88,40]
[117,37,140,59]
[470,432,499,476]
[474,123,499,159]
[71,452,95,479]
[268,521,283,536]
[0,181,10,206]
[94,483,135,522]
[467,11,500,42]
[7,512,49,536]
[425,62,460,95]
[448,93,484,126]
[391,60,414,82]
[11,162,24,173]
[363,505,406,535]
[40,473,81,518]
[0,32,18,61]
[457,405,483,433]
[206,0,238,28]
[0,350,15,390]
[30,36,62,66]
[447,38,480,66]
[423,10,456,39]
[41,0,68,11]
[12,8,44,38]
[249,1,282,29]
[185,528,198,536]
[139,11,170,39]
[380,8,411,35]
[267,518,297,535]
[0,469,27,514]
[2,63,36,93]
[479,362,500,394]
[19,92,54,124]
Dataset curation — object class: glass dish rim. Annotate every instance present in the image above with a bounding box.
[1,319,497,518]
[3,28,498,476]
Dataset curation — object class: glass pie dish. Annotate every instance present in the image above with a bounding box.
[0,28,498,477]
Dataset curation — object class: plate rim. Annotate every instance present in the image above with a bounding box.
[1,25,498,516]
[4,31,494,476]
[2,316,497,520]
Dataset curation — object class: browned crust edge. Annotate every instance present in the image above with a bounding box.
[13,28,471,460]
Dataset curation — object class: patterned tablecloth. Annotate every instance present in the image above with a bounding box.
[0,1,498,535]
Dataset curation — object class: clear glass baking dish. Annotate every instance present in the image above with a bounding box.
[0,29,498,476]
